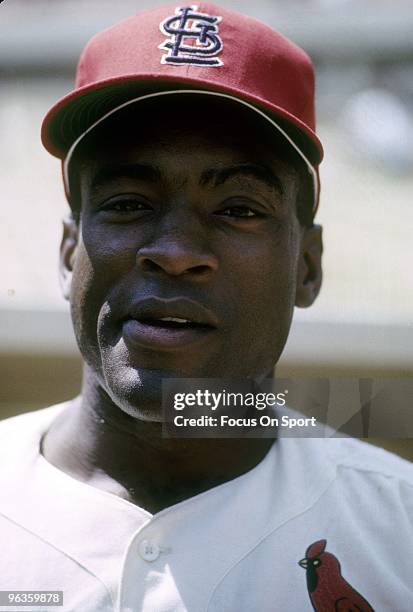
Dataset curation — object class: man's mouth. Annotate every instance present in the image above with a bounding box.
[139,316,212,330]
[121,297,218,350]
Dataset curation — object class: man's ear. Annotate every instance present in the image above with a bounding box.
[295,224,323,308]
[59,216,79,301]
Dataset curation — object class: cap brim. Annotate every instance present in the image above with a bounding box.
[41,74,323,165]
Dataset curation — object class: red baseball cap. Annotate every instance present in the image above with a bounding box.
[41,3,323,209]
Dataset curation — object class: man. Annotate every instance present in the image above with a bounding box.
[0,4,412,611]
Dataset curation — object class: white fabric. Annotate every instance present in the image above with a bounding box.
[0,403,412,611]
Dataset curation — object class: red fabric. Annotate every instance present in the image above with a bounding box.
[41,3,322,163]
[306,538,327,558]
[303,540,375,612]
[76,3,315,127]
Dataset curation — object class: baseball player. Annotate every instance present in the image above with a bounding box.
[0,4,412,611]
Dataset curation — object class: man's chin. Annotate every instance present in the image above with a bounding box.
[103,365,178,423]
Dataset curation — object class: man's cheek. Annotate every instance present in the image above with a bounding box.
[82,221,142,263]
[70,244,105,352]
[72,237,119,300]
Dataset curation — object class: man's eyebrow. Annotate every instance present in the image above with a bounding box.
[199,163,284,194]
[89,163,162,193]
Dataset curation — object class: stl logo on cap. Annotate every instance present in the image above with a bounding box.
[159,5,224,67]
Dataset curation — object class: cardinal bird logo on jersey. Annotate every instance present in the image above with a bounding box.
[299,539,375,611]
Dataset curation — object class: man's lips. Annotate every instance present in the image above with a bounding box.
[121,296,219,350]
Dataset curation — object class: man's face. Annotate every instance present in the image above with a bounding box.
[61,98,321,420]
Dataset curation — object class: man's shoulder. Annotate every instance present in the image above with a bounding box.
[0,403,66,431]
[325,436,413,489]
[0,403,68,462]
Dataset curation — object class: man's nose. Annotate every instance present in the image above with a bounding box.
[136,216,219,279]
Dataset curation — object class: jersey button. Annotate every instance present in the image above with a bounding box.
[138,539,160,562]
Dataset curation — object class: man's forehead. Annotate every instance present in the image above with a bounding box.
[86,161,285,199]
[79,134,296,204]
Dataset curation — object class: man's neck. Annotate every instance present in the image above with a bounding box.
[41,382,275,514]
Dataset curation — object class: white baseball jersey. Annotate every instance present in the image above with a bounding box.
[0,403,412,611]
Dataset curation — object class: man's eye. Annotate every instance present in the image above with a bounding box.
[217,206,262,218]
[100,199,152,214]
